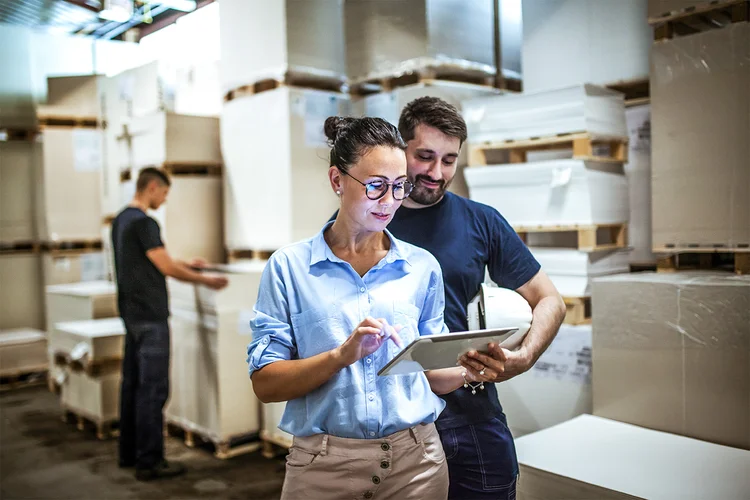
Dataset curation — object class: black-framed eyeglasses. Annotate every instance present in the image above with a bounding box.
[342,171,414,201]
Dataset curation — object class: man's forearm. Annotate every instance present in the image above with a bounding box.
[519,294,566,365]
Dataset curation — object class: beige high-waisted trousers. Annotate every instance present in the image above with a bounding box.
[280,423,449,500]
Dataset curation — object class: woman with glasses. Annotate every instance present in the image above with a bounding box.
[247,116,493,500]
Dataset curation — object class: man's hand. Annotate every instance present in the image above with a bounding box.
[188,257,208,269]
[202,275,228,290]
[460,343,533,383]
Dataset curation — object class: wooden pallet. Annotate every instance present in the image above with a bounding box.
[53,352,121,377]
[350,65,506,97]
[61,406,118,440]
[0,128,39,142]
[630,262,659,273]
[37,115,99,129]
[162,162,223,177]
[468,132,628,166]
[654,246,750,274]
[0,241,41,254]
[563,297,591,325]
[41,239,103,252]
[515,224,628,252]
[260,430,292,459]
[650,0,749,40]
[0,369,48,392]
[165,421,262,460]
[224,73,345,102]
[228,249,275,261]
[606,78,650,103]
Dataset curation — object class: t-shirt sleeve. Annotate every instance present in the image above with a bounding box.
[487,210,541,291]
[135,218,164,252]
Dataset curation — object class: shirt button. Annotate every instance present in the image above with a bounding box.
[372,476,381,485]
[366,358,372,364]
[381,443,390,451]
[380,460,389,469]
[368,393,374,401]
[364,492,373,499]
[369,431,375,437]
[360,287,365,293]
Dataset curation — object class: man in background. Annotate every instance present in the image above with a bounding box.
[112,167,228,481]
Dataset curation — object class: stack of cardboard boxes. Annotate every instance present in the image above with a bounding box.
[513,2,750,496]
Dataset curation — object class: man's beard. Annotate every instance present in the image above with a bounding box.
[408,174,452,206]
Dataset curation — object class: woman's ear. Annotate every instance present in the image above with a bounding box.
[329,166,343,196]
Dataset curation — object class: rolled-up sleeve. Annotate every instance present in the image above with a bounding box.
[246,255,297,378]
[418,262,450,337]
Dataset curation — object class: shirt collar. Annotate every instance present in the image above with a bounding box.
[310,221,411,268]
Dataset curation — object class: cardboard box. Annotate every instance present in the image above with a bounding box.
[651,23,750,248]
[463,84,628,145]
[128,112,221,169]
[0,253,43,330]
[50,317,124,366]
[592,272,750,450]
[497,324,592,437]
[530,249,629,297]
[0,329,47,376]
[522,0,651,92]
[345,0,498,82]
[222,87,350,250]
[624,104,655,264]
[45,281,117,337]
[516,415,750,500]
[42,251,108,287]
[40,75,103,118]
[220,0,345,93]
[36,127,103,241]
[465,160,629,227]
[150,175,224,263]
[352,80,500,198]
[166,262,263,442]
[0,142,40,242]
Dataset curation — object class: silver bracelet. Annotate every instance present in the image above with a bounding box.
[462,371,485,395]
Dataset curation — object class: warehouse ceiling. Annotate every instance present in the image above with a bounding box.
[0,0,213,40]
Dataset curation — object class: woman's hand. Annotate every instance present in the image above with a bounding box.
[333,316,402,367]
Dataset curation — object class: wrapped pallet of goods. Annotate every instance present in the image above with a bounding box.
[219,0,346,96]
[166,262,264,458]
[222,87,350,252]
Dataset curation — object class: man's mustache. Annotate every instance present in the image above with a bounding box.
[414,175,445,188]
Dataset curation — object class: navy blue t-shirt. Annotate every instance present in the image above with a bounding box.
[385,193,540,430]
[112,207,169,322]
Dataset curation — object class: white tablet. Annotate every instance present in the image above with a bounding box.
[377,327,522,376]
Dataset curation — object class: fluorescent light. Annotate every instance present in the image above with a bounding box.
[160,0,196,12]
[99,7,131,22]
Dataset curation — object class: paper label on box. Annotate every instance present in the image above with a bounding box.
[80,252,106,282]
[54,258,72,273]
[364,93,399,126]
[531,330,592,384]
[72,129,102,172]
[304,92,342,148]
[238,309,256,336]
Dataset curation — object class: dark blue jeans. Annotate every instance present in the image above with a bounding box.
[439,415,518,500]
[118,320,170,470]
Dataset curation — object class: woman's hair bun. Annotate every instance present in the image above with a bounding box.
[324,116,355,145]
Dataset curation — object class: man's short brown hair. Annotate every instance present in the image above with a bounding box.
[136,167,171,192]
[398,96,468,146]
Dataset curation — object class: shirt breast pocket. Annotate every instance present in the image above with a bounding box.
[392,302,421,350]
[290,304,346,358]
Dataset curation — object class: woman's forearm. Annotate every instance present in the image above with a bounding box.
[425,367,469,395]
[251,349,346,403]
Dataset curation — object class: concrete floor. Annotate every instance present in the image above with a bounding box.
[0,386,285,500]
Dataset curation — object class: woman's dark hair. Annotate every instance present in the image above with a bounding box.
[324,116,407,173]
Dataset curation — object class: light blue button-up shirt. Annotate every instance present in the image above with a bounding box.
[247,222,448,439]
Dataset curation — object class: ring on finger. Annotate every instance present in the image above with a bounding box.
[479,368,486,376]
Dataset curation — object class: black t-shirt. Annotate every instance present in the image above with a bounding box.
[112,207,169,322]
[385,193,541,430]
